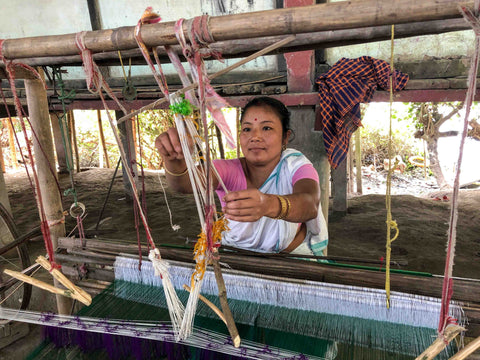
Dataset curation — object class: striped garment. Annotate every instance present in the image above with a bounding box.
[315,56,409,168]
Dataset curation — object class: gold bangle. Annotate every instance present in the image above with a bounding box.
[164,166,188,177]
[273,195,290,220]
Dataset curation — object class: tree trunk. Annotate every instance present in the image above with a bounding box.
[425,136,449,189]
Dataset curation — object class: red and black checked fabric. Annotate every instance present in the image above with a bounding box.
[315,56,409,169]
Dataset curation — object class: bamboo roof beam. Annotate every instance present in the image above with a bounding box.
[0,18,469,69]
[0,0,474,60]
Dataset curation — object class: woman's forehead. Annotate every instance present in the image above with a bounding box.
[243,105,281,122]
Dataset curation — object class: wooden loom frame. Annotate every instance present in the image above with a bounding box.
[1,0,480,358]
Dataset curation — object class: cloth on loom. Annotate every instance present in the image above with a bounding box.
[214,148,328,255]
[315,56,409,168]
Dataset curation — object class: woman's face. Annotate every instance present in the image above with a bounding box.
[240,105,288,167]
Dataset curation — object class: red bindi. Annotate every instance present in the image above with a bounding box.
[254,118,258,121]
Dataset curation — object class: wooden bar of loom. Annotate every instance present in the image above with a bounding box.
[57,236,480,338]
[4,256,91,306]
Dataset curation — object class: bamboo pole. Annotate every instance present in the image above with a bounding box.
[1,18,468,69]
[97,110,110,168]
[450,335,480,359]
[415,324,465,360]
[49,112,68,173]
[68,110,80,173]
[0,0,472,60]
[25,69,70,315]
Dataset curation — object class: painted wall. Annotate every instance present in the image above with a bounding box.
[0,0,277,80]
[325,0,474,66]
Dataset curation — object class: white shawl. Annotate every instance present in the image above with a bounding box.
[221,149,328,255]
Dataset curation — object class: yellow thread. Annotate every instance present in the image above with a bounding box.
[385,24,399,309]
[191,216,229,289]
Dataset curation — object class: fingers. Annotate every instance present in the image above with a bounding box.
[223,189,265,222]
[155,127,183,160]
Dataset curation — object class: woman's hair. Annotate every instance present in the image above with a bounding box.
[241,97,292,139]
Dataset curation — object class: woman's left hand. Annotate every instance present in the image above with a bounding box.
[222,189,275,222]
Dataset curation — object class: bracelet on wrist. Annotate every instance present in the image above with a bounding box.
[273,195,291,220]
[164,166,188,177]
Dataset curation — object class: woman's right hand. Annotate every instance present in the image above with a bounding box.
[155,127,185,161]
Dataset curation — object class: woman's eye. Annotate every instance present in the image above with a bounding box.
[242,128,251,132]
[263,126,272,131]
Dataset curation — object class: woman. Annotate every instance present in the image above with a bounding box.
[155,97,328,256]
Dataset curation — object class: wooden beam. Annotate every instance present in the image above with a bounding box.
[0,0,473,59]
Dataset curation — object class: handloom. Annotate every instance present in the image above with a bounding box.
[1,253,467,359]
[1,2,480,359]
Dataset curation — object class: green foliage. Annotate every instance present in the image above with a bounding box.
[169,97,194,116]
[360,104,424,169]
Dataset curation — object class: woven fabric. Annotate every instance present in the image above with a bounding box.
[315,56,409,168]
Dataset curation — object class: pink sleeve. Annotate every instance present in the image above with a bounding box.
[292,164,319,185]
[213,159,246,208]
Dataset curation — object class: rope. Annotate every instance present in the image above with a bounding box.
[384,25,399,309]
[437,3,480,334]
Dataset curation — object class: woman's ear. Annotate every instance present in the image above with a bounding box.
[284,129,292,144]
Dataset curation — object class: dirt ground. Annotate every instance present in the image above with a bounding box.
[4,167,480,279]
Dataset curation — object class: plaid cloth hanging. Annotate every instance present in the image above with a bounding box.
[315,56,409,169]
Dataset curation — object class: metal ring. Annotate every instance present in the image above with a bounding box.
[69,202,86,218]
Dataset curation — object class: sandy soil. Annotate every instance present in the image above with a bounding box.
[4,167,480,279]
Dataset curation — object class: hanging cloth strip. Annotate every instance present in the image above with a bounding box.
[315,56,409,169]
[437,3,480,334]
[134,7,169,98]
[75,32,185,335]
[164,17,236,149]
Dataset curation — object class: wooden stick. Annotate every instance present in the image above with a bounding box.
[449,335,480,359]
[415,324,465,360]
[97,110,110,168]
[182,284,227,325]
[116,35,296,124]
[3,269,74,298]
[36,256,92,306]
[211,256,241,348]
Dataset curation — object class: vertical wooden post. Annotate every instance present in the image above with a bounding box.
[116,111,137,200]
[49,112,68,173]
[6,118,18,170]
[355,128,363,194]
[0,141,12,215]
[332,158,347,216]
[347,143,354,194]
[25,69,70,315]
[215,125,225,159]
[97,110,110,168]
[68,110,80,173]
[0,137,4,173]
